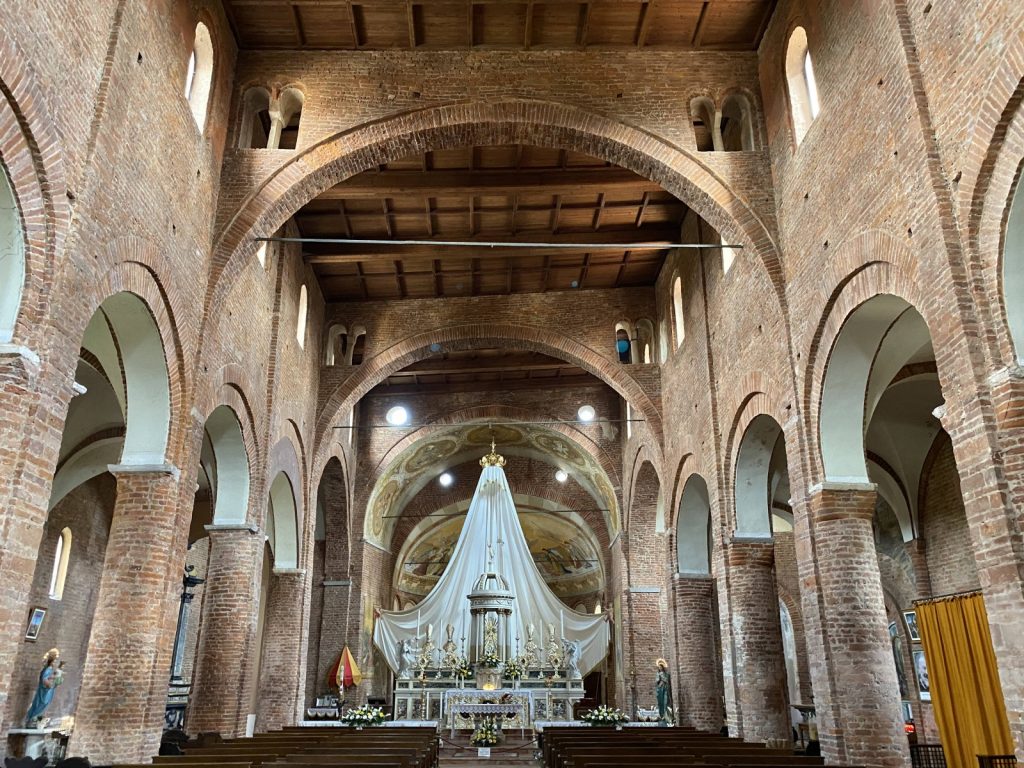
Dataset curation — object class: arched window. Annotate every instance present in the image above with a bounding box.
[239,87,272,149]
[276,87,304,150]
[659,318,669,363]
[1004,169,1024,363]
[721,94,755,151]
[614,321,633,364]
[185,22,214,132]
[349,326,367,365]
[635,319,655,364]
[785,26,820,146]
[0,163,24,342]
[325,324,348,366]
[625,401,633,440]
[672,276,684,347]
[48,528,72,600]
[296,285,308,349]
[722,245,737,274]
[689,97,718,152]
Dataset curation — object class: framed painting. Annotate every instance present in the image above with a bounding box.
[25,607,45,641]
[903,610,921,642]
[912,649,930,701]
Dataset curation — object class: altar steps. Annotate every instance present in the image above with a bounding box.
[439,735,539,767]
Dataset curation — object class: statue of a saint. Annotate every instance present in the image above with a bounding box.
[26,648,61,726]
[397,638,419,679]
[562,639,581,679]
[655,658,673,724]
[483,616,498,656]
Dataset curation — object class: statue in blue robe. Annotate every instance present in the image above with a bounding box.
[26,650,61,726]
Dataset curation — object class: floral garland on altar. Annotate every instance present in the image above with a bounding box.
[580,705,629,727]
[453,656,473,679]
[502,657,524,679]
[470,716,502,746]
[479,651,502,668]
[341,704,386,726]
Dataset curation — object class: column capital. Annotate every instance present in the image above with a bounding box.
[204,523,261,535]
[726,536,774,566]
[807,481,877,524]
[272,567,307,578]
[107,462,181,479]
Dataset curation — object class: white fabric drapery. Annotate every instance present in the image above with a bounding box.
[373,460,609,675]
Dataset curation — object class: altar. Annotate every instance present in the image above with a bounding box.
[373,444,608,733]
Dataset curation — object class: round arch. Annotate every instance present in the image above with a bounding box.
[0,164,24,341]
[676,473,711,574]
[206,99,786,328]
[204,405,251,525]
[315,326,665,455]
[734,414,783,538]
[268,471,299,569]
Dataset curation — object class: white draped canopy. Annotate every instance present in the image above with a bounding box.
[373,457,610,676]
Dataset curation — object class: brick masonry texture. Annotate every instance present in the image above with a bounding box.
[0,0,1022,765]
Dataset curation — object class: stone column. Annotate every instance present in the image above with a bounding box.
[723,537,789,742]
[187,525,263,737]
[797,483,908,768]
[670,573,721,730]
[68,465,184,764]
[256,569,307,731]
[0,347,72,734]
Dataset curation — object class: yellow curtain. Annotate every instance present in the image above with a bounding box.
[916,594,1015,768]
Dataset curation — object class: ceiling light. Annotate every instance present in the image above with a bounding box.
[439,472,454,488]
[385,406,410,426]
[577,405,596,422]
[555,469,569,483]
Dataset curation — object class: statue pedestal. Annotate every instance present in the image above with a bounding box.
[475,668,502,691]
[7,728,64,761]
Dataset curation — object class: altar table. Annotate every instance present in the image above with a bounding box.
[447,702,526,739]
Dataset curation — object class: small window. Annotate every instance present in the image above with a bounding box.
[325,324,347,366]
[722,245,736,274]
[672,276,684,347]
[256,242,268,268]
[239,87,272,149]
[690,97,718,152]
[785,26,819,146]
[625,401,633,440]
[614,322,633,364]
[276,88,304,151]
[48,528,72,600]
[186,22,214,132]
[296,285,308,348]
[720,94,755,151]
[349,327,367,365]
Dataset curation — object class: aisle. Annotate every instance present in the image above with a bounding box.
[438,732,540,767]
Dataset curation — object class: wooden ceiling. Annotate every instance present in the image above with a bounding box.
[223,1,776,51]
[299,144,687,301]
[368,347,602,396]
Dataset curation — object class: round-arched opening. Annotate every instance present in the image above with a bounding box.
[0,163,24,342]
[205,405,251,525]
[676,474,711,574]
[1003,165,1024,364]
[734,414,784,537]
[186,21,214,132]
[268,472,299,569]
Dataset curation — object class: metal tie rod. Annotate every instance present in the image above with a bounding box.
[255,236,741,250]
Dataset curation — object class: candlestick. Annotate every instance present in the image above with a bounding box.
[560,609,565,639]
[416,609,421,639]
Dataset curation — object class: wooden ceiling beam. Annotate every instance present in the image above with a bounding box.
[636,0,655,48]
[290,3,306,45]
[300,199,680,222]
[317,167,663,199]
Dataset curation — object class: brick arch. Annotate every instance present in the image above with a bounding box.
[0,25,69,347]
[967,68,1024,368]
[313,323,665,460]
[197,363,263,463]
[79,255,190,467]
[626,456,662,548]
[802,263,933,485]
[368,403,621,492]
[206,99,786,324]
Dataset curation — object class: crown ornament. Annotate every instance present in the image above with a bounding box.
[479,439,506,467]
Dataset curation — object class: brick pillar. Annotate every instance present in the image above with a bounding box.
[670,574,721,730]
[0,347,71,734]
[256,569,306,731]
[187,525,263,737]
[724,537,789,742]
[315,580,354,700]
[798,483,908,768]
[969,370,1024,755]
[904,539,933,599]
[621,587,665,714]
[68,465,184,764]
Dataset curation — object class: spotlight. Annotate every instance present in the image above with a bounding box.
[385,406,410,426]
[439,472,454,488]
[577,405,596,422]
[555,469,569,483]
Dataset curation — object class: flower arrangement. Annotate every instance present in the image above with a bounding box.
[470,716,501,747]
[480,651,502,668]
[453,657,473,679]
[340,704,386,727]
[580,705,629,727]
[502,657,524,679]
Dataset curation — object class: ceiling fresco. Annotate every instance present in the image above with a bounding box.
[364,421,620,547]
[394,499,604,599]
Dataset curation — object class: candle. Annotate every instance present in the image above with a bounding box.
[560,609,565,639]
[427,623,433,639]
[416,609,421,638]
